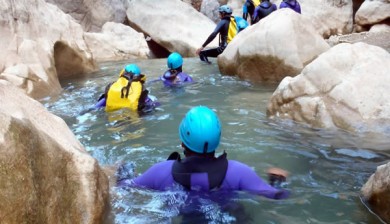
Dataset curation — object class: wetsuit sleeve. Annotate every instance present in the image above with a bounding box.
[181,72,193,82]
[202,20,226,47]
[117,160,175,191]
[225,161,289,199]
[296,3,301,13]
[252,7,260,23]
[279,2,288,9]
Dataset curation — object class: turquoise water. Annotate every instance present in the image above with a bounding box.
[42,58,388,223]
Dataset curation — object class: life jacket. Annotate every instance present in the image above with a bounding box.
[251,0,261,7]
[227,16,249,43]
[170,152,228,190]
[105,76,143,112]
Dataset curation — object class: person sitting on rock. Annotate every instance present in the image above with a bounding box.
[196,5,235,64]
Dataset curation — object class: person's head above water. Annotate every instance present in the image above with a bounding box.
[179,106,221,156]
[122,64,141,79]
[167,52,183,70]
[218,5,233,15]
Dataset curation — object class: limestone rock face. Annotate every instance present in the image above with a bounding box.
[84,22,150,62]
[201,0,220,23]
[0,0,96,99]
[127,0,219,57]
[45,0,127,32]
[267,43,390,133]
[218,9,330,82]
[361,162,390,223]
[0,81,109,224]
[355,0,390,26]
[275,0,353,37]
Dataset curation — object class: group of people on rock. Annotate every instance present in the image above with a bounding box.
[197,0,301,63]
[244,0,301,24]
[96,1,293,215]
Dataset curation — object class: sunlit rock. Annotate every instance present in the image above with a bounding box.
[218,9,330,82]
[45,0,127,32]
[0,81,109,223]
[355,0,390,26]
[361,162,390,223]
[274,0,353,37]
[369,24,390,33]
[227,0,243,17]
[267,42,390,134]
[84,22,150,61]
[201,0,220,23]
[126,0,218,57]
[0,0,96,99]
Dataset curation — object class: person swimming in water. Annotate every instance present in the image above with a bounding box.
[117,106,289,199]
[160,52,193,87]
[95,64,158,113]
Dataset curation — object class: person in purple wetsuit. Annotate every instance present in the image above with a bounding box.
[279,0,301,14]
[117,106,290,200]
[160,52,193,87]
[252,0,277,24]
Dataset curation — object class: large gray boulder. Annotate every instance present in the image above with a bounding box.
[84,22,150,62]
[127,0,219,57]
[267,42,390,134]
[45,0,127,32]
[0,0,96,99]
[218,9,330,82]
[355,0,390,27]
[0,81,109,224]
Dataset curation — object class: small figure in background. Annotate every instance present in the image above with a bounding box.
[279,0,301,14]
[252,0,277,24]
[196,5,248,64]
[242,0,261,23]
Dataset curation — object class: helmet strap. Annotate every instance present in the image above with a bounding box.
[203,142,209,154]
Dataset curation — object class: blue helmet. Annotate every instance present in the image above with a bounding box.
[124,64,141,76]
[219,5,232,14]
[167,52,183,69]
[179,106,221,154]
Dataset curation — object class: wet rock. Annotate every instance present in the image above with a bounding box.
[126,0,219,57]
[267,42,390,134]
[0,81,109,223]
[361,162,390,223]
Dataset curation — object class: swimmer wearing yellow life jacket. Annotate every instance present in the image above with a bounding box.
[196,5,248,63]
[105,64,149,112]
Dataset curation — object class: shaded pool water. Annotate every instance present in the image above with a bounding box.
[42,58,389,223]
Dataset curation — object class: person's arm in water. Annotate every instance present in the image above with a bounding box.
[117,160,175,191]
[196,20,227,54]
[225,161,289,199]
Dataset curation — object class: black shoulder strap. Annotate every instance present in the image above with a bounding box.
[172,152,228,190]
